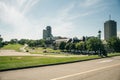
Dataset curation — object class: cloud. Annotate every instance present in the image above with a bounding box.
[20,0,39,15]
[34,3,76,38]
[80,0,101,8]
[0,0,39,40]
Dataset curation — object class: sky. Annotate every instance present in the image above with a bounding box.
[0,0,120,41]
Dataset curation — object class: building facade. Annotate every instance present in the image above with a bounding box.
[43,26,53,40]
[104,20,117,40]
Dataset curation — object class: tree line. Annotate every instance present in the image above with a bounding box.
[59,37,120,56]
[0,36,120,56]
[0,38,46,48]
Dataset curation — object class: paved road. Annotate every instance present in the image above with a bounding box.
[0,56,120,80]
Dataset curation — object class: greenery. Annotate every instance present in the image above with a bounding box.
[107,37,120,52]
[76,41,85,53]
[0,36,3,48]
[0,56,99,70]
[59,37,105,55]
[1,44,23,51]
[59,41,66,51]
[0,36,120,58]
[6,39,46,47]
[10,39,18,44]
[0,53,120,70]
[86,37,104,53]
[108,53,120,57]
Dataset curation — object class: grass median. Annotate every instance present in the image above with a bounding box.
[0,53,120,71]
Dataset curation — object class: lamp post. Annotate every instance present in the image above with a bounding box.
[98,30,102,57]
[98,30,101,40]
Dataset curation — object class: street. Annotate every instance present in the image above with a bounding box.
[0,56,120,80]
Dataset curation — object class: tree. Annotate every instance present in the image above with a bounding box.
[72,37,80,43]
[39,39,45,47]
[107,37,120,52]
[10,39,18,44]
[67,38,72,43]
[27,40,36,47]
[70,43,76,52]
[59,41,66,51]
[65,43,71,52]
[86,37,104,54]
[18,39,29,45]
[0,37,3,48]
[76,41,85,53]
[19,39,46,47]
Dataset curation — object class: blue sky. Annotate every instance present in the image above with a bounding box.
[0,0,120,41]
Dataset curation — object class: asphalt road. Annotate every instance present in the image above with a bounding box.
[0,56,120,80]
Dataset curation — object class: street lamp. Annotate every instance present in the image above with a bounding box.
[98,30,101,40]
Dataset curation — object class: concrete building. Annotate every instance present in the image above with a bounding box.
[104,20,117,40]
[43,26,53,40]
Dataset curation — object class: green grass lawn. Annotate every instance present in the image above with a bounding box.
[0,56,99,70]
[108,52,120,57]
[1,44,23,51]
[0,53,120,71]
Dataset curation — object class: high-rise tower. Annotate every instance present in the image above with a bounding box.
[43,26,53,40]
[46,26,52,37]
[104,17,117,40]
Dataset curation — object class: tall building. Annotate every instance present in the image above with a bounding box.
[104,20,117,40]
[43,26,53,40]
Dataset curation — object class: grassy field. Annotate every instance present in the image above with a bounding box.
[0,56,99,70]
[0,53,120,71]
[1,44,23,51]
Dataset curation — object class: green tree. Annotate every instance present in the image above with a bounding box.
[0,37,3,48]
[39,39,45,47]
[10,39,18,44]
[76,41,85,53]
[107,37,120,52]
[19,39,46,47]
[59,42,66,51]
[18,39,29,45]
[65,43,71,52]
[70,43,76,52]
[86,37,104,53]
[27,40,36,47]
[65,43,75,52]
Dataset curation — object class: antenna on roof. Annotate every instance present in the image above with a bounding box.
[109,14,111,20]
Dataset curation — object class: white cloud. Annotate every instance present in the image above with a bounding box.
[20,0,39,15]
[0,0,39,40]
[80,0,101,8]
[68,10,98,20]
[38,3,75,37]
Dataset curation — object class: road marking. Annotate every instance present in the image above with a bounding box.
[98,60,113,63]
[50,63,120,80]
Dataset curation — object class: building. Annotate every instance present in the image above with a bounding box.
[43,26,53,40]
[104,20,117,40]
